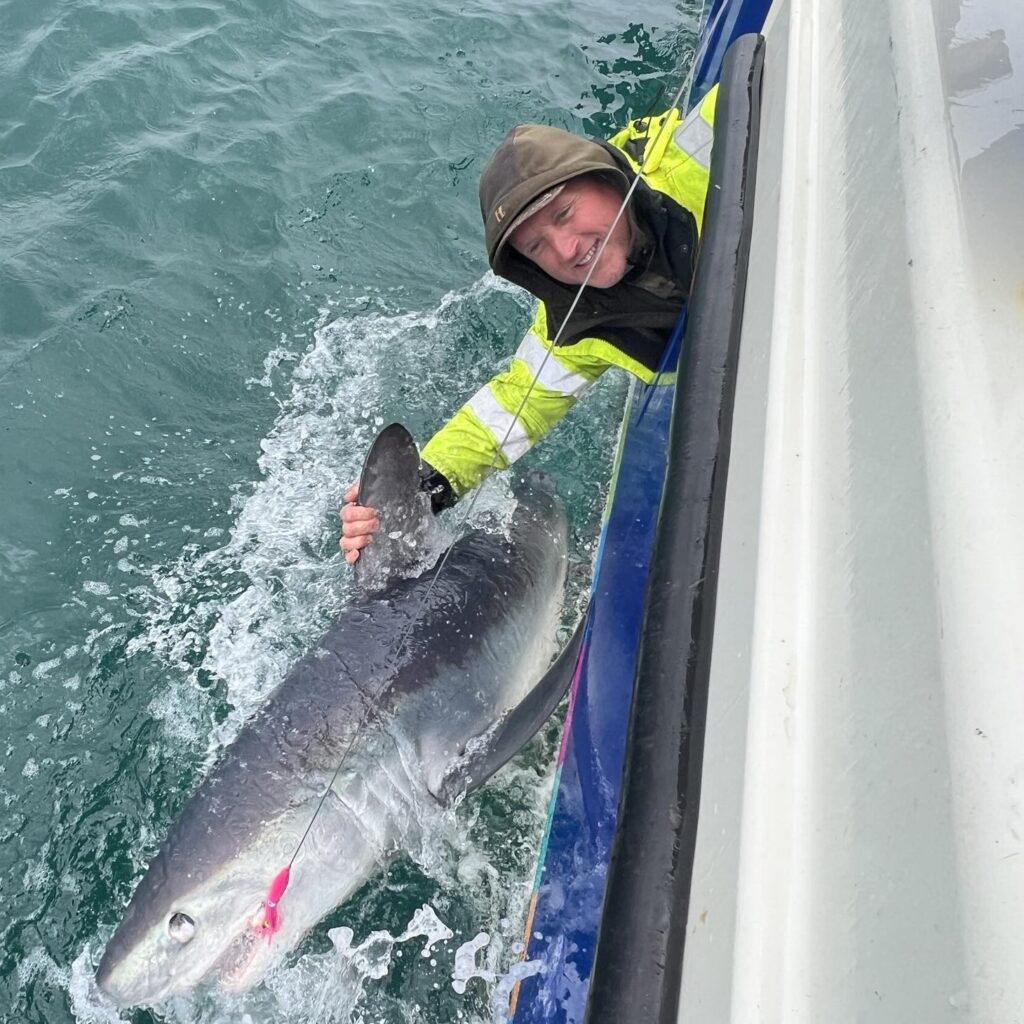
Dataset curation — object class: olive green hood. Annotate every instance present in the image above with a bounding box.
[478,122,699,361]
[480,123,632,271]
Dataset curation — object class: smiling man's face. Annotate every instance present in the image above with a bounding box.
[507,175,631,289]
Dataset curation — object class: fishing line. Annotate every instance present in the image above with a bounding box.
[256,62,706,942]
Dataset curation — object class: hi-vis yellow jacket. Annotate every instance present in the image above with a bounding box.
[421,86,718,498]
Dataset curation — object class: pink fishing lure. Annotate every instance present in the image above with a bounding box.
[253,865,291,940]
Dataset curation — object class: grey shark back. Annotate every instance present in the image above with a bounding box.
[96,442,569,1007]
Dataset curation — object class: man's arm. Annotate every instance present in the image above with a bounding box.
[340,306,612,561]
[420,306,608,496]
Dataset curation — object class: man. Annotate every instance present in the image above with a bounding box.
[341,86,717,562]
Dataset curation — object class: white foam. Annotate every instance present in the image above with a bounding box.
[330,926,397,980]
[67,946,124,1024]
[19,946,67,990]
[398,904,455,955]
[451,932,494,994]
[491,957,545,1019]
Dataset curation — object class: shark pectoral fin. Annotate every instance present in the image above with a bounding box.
[434,608,590,804]
[355,423,437,591]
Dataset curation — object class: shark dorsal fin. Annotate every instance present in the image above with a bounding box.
[355,423,437,592]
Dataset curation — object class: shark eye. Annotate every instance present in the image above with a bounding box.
[168,912,196,944]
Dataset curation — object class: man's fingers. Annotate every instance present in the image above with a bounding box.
[340,503,377,523]
[341,516,379,539]
[339,489,378,568]
[340,525,376,552]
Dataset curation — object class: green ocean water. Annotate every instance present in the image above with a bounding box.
[0,1,698,1021]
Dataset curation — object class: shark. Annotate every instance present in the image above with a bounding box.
[96,424,579,1007]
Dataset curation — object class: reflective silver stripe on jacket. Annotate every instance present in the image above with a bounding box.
[673,107,713,169]
[467,385,532,463]
[515,331,593,397]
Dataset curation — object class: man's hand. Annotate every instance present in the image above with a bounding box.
[339,483,379,564]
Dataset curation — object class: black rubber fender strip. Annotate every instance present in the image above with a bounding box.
[584,33,765,1024]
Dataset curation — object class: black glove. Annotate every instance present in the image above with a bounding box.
[418,461,457,515]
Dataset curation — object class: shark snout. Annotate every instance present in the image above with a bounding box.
[95,948,162,1008]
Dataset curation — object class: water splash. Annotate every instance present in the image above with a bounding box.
[452,932,494,994]
[67,947,124,1024]
[491,957,545,1021]
[399,904,456,956]
[127,276,530,756]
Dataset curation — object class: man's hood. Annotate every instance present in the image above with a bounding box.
[477,122,698,354]
[480,123,633,275]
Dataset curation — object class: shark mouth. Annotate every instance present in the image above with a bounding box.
[216,928,263,991]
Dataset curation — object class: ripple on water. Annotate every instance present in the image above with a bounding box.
[0,0,694,1019]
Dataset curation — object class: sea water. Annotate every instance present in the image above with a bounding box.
[0,1,699,1020]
